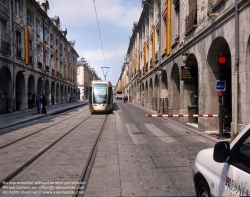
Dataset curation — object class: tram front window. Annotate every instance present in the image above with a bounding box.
[93,84,107,104]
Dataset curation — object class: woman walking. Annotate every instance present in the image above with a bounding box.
[32,93,36,115]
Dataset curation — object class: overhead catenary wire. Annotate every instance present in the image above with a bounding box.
[92,0,107,69]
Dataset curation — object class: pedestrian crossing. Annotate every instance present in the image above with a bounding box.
[125,123,206,144]
[162,123,206,142]
[125,124,147,144]
[144,124,178,143]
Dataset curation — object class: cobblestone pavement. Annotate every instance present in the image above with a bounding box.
[0,100,219,196]
[84,100,217,196]
[0,108,107,197]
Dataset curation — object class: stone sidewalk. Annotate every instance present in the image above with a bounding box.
[0,101,88,130]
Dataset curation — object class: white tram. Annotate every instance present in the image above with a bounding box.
[89,80,113,113]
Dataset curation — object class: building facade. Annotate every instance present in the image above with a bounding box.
[0,0,79,114]
[117,0,250,136]
[77,57,101,100]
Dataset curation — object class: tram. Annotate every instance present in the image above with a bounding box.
[89,80,113,113]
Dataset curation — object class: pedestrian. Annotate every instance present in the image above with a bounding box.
[125,95,128,103]
[36,93,41,114]
[41,94,47,114]
[32,93,36,115]
[51,95,55,107]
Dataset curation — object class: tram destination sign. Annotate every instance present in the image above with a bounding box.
[181,66,194,81]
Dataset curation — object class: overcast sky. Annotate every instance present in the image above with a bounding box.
[48,0,142,86]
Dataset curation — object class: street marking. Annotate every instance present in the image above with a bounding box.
[162,123,206,142]
[144,124,177,143]
[126,124,147,144]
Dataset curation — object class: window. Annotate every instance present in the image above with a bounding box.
[239,135,250,169]
[185,0,197,34]
[27,9,33,27]
[0,19,10,54]
[50,33,53,48]
[231,130,250,173]
[16,31,22,58]
[15,0,21,17]
[36,19,41,38]
[0,19,5,40]
[29,39,33,63]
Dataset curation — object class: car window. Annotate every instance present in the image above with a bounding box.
[239,135,250,169]
[231,130,250,173]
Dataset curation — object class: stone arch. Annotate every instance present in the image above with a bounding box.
[37,77,44,95]
[183,54,199,123]
[45,80,49,103]
[56,83,60,103]
[28,75,35,109]
[170,63,180,114]
[204,36,232,130]
[145,81,148,108]
[154,74,159,111]
[0,66,11,113]
[161,70,168,113]
[149,78,153,110]
[16,71,26,110]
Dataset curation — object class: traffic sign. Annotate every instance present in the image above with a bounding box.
[215,80,226,91]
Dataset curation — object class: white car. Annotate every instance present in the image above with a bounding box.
[193,123,250,197]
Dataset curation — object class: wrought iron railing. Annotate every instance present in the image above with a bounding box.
[185,9,197,33]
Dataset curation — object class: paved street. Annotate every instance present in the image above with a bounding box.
[0,100,220,196]
[85,100,218,196]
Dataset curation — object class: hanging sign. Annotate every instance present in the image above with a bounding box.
[181,66,194,81]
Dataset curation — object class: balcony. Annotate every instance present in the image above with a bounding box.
[185,9,197,36]
[0,39,10,54]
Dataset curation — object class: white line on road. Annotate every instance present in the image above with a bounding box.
[144,123,177,143]
[126,124,147,144]
[162,123,206,142]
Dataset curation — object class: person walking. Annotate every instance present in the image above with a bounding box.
[51,95,55,107]
[125,95,128,103]
[32,93,36,115]
[41,94,47,114]
[36,93,41,114]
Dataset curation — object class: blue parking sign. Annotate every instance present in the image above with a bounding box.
[215,80,226,91]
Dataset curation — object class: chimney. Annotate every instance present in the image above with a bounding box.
[62,29,67,38]
[69,41,75,48]
[39,0,50,14]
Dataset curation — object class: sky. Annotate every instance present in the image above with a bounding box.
[48,0,143,86]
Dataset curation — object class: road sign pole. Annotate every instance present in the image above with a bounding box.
[219,104,223,138]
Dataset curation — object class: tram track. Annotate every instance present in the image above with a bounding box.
[0,111,93,188]
[73,114,108,197]
[0,113,110,197]
[0,108,89,150]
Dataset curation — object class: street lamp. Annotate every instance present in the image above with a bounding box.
[21,70,26,76]
[182,50,189,64]
[158,68,163,76]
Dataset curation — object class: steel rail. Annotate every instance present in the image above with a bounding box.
[0,113,93,188]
